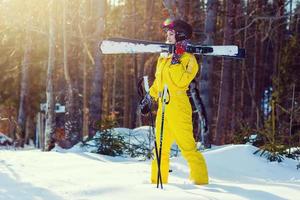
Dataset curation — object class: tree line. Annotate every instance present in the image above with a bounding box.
[0,0,299,152]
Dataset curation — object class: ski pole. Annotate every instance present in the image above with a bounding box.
[157,84,168,189]
[143,76,163,189]
[150,110,163,189]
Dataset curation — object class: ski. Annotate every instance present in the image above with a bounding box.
[99,38,245,59]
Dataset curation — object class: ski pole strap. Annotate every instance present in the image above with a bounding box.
[159,86,170,104]
[163,85,168,102]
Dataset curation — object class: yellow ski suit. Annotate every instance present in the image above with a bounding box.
[149,52,209,185]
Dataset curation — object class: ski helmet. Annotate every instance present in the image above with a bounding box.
[162,18,193,41]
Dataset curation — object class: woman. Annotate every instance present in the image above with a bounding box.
[148,19,209,185]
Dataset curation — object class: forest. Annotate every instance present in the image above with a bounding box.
[0,0,299,157]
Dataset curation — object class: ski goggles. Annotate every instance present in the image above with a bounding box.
[162,18,175,31]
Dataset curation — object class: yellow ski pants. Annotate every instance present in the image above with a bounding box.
[151,94,209,185]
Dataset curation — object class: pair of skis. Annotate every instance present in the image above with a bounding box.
[99,38,245,59]
[143,76,168,189]
[188,81,208,148]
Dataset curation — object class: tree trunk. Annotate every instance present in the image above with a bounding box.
[111,57,118,113]
[240,0,249,121]
[274,0,286,132]
[251,0,263,129]
[17,11,32,147]
[136,0,155,127]
[82,44,88,138]
[79,0,89,138]
[215,0,235,145]
[232,0,243,136]
[44,0,56,151]
[200,0,218,146]
[123,63,130,127]
[130,0,138,128]
[60,0,81,148]
[89,0,105,137]
[24,116,33,145]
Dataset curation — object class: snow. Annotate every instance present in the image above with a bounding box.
[1,143,300,199]
[83,126,154,158]
[0,133,12,145]
[40,103,65,113]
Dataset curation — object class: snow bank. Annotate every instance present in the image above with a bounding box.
[0,132,13,146]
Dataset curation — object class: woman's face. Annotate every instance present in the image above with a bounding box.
[166,30,176,44]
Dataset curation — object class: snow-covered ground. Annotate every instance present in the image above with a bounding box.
[1,144,300,200]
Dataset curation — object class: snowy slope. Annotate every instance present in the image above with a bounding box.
[1,144,300,200]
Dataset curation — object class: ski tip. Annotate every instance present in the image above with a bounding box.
[221,48,246,59]
[237,48,246,59]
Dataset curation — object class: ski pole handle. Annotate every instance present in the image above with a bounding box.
[163,84,168,102]
[143,76,150,93]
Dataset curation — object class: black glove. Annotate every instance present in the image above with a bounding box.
[139,93,152,115]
